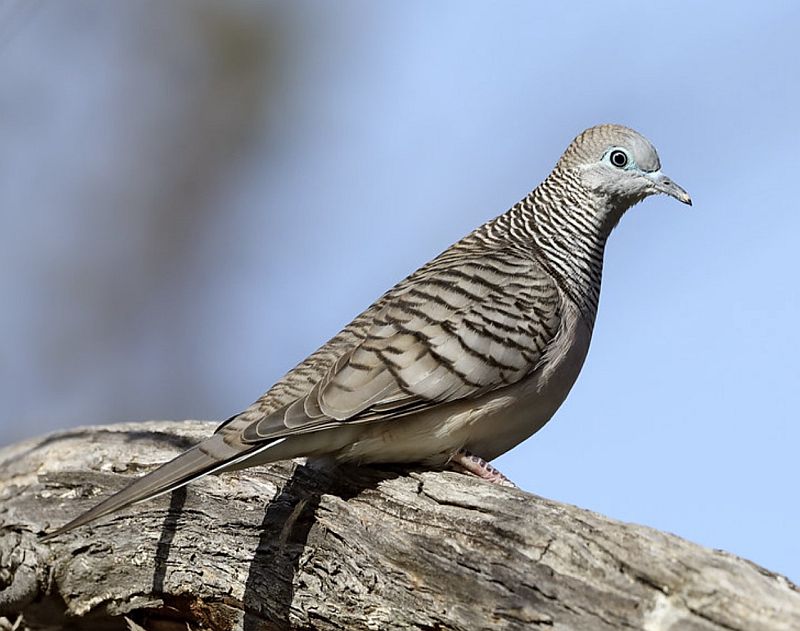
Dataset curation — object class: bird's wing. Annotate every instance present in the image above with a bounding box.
[43,249,562,539]
[228,249,562,444]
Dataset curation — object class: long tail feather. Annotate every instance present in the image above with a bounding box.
[42,436,285,540]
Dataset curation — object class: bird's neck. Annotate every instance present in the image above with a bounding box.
[512,168,625,321]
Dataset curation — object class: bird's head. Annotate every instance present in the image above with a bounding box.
[557,124,691,212]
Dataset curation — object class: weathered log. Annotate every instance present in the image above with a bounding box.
[0,421,797,630]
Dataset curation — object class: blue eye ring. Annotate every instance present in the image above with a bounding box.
[609,149,629,168]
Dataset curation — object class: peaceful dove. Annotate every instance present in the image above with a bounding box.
[44,124,690,539]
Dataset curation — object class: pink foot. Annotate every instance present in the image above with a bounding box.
[448,449,517,487]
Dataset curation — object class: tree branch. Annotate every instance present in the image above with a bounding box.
[1,421,798,630]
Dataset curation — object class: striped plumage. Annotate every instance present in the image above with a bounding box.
[45,124,690,538]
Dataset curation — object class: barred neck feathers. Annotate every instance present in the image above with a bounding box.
[465,169,614,323]
[523,166,619,319]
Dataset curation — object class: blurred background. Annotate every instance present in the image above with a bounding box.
[1,1,798,581]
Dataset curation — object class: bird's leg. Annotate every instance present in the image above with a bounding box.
[448,449,517,487]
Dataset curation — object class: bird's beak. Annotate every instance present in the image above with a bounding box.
[647,171,692,206]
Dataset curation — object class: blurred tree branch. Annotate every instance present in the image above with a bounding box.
[0,1,287,440]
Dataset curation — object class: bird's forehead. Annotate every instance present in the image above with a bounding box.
[562,124,662,172]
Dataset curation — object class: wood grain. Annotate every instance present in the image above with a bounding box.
[1,421,797,630]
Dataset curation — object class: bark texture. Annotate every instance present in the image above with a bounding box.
[0,421,798,631]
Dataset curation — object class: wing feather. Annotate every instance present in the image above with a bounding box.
[234,251,562,445]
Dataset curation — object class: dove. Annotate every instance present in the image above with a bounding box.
[44,124,690,539]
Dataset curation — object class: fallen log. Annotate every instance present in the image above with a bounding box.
[1,421,797,630]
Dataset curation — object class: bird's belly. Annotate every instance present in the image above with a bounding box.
[336,311,593,466]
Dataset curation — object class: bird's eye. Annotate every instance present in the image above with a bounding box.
[609,149,629,168]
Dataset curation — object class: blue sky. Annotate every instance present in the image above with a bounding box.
[1,2,798,581]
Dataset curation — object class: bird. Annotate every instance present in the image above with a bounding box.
[43,124,691,539]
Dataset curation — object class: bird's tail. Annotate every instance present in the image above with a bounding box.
[41,435,284,540]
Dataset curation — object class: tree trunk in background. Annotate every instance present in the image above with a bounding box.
[1,422,798,630]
